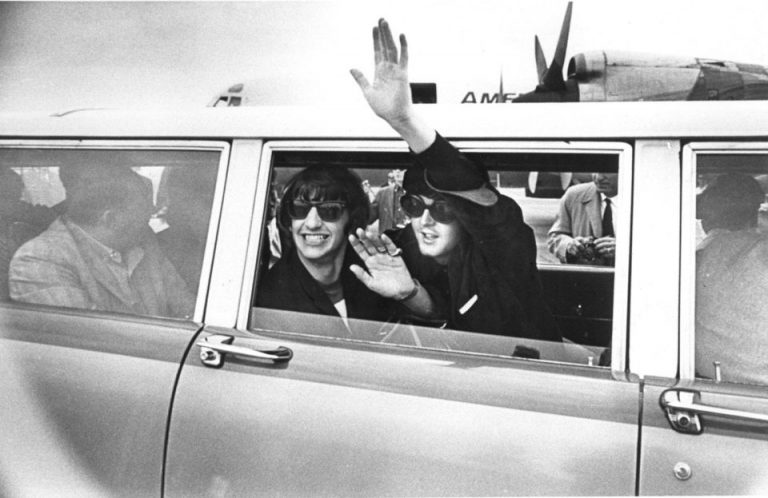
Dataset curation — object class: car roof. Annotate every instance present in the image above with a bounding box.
[1,101,768,140]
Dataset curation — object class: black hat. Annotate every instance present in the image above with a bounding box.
[408,134,497,206]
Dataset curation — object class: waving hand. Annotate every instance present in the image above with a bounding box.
[350,18,435,152]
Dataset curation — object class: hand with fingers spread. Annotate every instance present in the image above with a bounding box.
[348,228,415,300]
[350,18,435,153]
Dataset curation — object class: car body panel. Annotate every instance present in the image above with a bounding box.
[635,140,768,495]
[640,382,768,495]
[627,140,681,379]
[0,304,200,496]
[6,102,768,140]
[165,326,639,497]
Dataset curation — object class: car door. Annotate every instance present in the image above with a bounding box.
[639,142,768,495]
[165,138,645,496]
[0,141,227,497]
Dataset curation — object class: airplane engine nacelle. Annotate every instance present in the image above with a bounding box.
[568,52,607,101]
[567,51,702,102]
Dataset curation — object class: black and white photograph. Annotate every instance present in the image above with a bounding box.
[1,1,768,496]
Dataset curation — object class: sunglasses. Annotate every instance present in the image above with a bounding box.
[287,200,347,222]
[400,195,456,223]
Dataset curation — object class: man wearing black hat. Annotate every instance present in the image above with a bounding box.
[349,19,560,342]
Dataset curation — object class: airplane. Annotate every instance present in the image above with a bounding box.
[512,2,768,102]
[210,1,768,107]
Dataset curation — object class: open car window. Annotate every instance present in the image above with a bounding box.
[250,143,629,366]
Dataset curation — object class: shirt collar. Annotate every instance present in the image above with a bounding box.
[65,216,144,272]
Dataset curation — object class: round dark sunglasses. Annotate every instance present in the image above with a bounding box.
[287,200,346,222]
[400,195,456,223]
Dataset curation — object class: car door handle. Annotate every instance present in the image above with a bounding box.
[196,334,292,368]
[660,388,768,434]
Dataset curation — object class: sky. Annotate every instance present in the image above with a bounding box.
[2,0,768,112]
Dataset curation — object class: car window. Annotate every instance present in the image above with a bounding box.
[692,152,768,385]
[0,145,224,320]
[250,146,625,366]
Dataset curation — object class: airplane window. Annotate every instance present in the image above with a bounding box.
[250,148,621,366]
[0,147,221,320]
[693,154,768,385]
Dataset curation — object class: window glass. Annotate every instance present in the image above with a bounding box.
[251,148,621,366]
[0,147,221,320]
[694,153,768,385]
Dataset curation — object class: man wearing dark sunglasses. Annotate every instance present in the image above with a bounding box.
[255,165,431,329]
[349,19,560,342]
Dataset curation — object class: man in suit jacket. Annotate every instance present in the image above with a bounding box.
[547,173,618,265]
[369,169,406,232]
[9,167,193,318]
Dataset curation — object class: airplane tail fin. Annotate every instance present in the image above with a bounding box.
[539,1,572,91]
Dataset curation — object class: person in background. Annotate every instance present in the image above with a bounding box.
[0,168,26,300]
[369,169,407,232]
[10,167,193,318]
[362,179,376,203]
[695,173,768,385]
[348,19,560,341]
[157,166,217,291]
[0,167,66,300]
[547,172,618,266]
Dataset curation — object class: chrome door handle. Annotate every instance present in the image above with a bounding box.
[197,334,292,368]
[660,388,768,434]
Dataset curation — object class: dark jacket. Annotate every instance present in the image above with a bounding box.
[391,134,561,342]
[255,245,396,325]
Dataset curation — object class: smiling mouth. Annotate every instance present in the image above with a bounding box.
[302,234,329,244]
[420,232,438,243]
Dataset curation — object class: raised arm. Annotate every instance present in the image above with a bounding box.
[350,19,435,153]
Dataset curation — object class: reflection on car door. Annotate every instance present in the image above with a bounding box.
[0,305,200,496]
[166,321,640,496]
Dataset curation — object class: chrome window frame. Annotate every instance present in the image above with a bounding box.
[240,139,632,377]
[0,139,231,324]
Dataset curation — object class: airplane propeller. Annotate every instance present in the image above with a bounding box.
[536,1,572,92]
[534,36,548,85]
